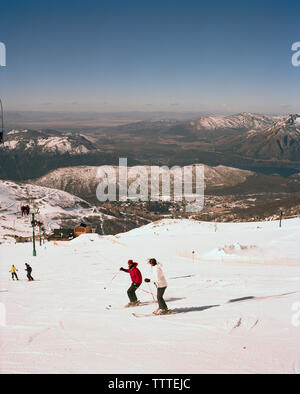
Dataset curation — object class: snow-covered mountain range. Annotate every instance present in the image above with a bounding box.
[0,128,119,181]
[216,114,300,161]
[189,112,281,132]
[1,129,95,154]
[0,112,299,182]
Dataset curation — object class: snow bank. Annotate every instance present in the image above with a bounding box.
[70,233,103,244]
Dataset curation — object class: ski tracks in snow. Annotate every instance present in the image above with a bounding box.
[225,315,259,333]
[27,327,52,345]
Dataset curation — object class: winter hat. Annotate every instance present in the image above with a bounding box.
[128,259,133,264]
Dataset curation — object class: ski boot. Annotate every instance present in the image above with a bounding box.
[153,308,171,315]
[125,302,135,308]
[130,300,141,307]
[125,300,141,308]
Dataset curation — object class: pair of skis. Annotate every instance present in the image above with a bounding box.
[132,310,173,318]
[105,301,152,310]
[105,303,173,317]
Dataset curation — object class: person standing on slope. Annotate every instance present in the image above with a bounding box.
[120,259,142,307]
[9,265,19,280]
[25,263,34,281]
[144,258,170,315]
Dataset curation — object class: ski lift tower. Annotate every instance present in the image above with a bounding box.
[31,207,40,257]
[0,98,4,143]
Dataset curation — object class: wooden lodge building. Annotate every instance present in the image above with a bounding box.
[74,223,91,237]
[48,223,92,241]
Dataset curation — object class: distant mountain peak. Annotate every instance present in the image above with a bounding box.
[190,112,281,132]
[261,114,300,138]
[1,128,95,154]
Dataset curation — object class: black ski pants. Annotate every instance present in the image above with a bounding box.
[157,287,168,310]
[127,282,140,302]
[26,273,34,281]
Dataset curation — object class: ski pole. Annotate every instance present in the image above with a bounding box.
[147,283,156,303]
[140,288,156,297]
[103,271,120,290]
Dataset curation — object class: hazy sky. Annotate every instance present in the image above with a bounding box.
[0,0,299,114]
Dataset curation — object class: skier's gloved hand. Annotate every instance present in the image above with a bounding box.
[144,278,150,283]
[120,267,125,271]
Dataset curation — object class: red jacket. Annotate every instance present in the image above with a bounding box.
[124,263,142,284]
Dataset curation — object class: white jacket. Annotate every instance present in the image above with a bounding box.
[149,262,168,288]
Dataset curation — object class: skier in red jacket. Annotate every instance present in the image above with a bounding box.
[120,259,143,307]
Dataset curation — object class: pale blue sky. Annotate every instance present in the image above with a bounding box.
[0,0,299,114]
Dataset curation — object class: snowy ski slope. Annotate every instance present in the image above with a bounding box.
[0,218,300,373]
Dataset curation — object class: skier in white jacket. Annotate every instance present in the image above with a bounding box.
[144,258,170,314]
